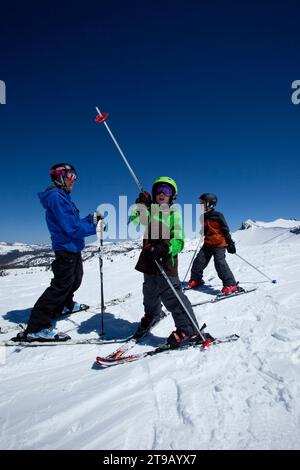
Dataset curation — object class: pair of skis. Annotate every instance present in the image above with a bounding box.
[190,287,257,307]
[1,334,137,347]
[0,288,255,348]
[91,287,256,368]
[0,292,133,342]
[181,281,257,306]
[0,302,163,348]
[93,331,240,368]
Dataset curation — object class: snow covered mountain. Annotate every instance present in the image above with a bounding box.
[1,218,299,270]
[234,219,300,246]
[0,219,300,450]
[0,239,143,270]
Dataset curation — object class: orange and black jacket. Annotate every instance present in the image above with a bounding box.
[203,210,232,248]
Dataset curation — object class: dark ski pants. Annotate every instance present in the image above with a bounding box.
[191,246,236,287]
[26,251,83,333]
[143,273,199,336]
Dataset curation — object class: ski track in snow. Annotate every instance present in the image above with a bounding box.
[1,222,300,449]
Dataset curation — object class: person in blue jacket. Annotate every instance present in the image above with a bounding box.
[17,163,101,342]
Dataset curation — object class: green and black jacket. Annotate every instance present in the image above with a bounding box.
[130,204,184,276]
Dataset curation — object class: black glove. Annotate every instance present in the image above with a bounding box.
[135,191,152,208]
[227,239,236,254]
[146,242,169,261]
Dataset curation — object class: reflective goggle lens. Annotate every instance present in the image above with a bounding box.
[154,184,173,197]
[50,169,77,181]
[66,171,77,181]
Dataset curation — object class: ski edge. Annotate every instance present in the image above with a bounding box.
[0,334,136,347]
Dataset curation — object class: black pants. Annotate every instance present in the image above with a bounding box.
[143,274,199,336]
[191,246,236,287]
[26,251,83,333]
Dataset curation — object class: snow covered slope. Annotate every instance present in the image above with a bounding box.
[0,242,47,255]
[0,220,300,450]
[0,239,142,269]
[233,219,300,246]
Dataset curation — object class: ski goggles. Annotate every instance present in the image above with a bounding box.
[154,184,174,197]
[50,169,77,182]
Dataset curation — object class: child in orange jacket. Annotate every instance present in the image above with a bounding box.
[188,193,242,295]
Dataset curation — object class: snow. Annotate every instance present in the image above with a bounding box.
[1,220,300,450]
[243,218,300,229]
[0,242,49,255]
[234,219,300,246]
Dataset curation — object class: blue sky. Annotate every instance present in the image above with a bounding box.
[0,0,299,243]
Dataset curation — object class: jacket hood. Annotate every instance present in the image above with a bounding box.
[38,186,68,209]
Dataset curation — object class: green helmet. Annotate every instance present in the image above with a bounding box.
[152,176,178,203]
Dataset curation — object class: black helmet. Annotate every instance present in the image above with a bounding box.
[199,193,218,210]
[49,163,77,190]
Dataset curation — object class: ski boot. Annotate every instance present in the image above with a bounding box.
[166,330,191,349]
[54,302,89,319]
[220,284,244,296]
[165,325,215,350]
[12,328,71,343]
[187,280,205,289]
[132,314,162,340]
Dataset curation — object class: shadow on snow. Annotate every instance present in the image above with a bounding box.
[1,308,166,346]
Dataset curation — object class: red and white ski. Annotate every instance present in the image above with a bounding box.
[93,334,239,368]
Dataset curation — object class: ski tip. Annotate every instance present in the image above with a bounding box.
[93,357,110,369]
[10,336,21,342]
[92,361,105,369]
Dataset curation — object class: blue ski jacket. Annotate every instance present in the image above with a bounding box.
[38,187,96,253]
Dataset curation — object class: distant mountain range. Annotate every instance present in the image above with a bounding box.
[0,240,142,270]
[1,218,299,270]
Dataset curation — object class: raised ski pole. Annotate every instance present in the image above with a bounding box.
[234,253,277,284]
[154,259,212,348]
[97,218,106,336]
[95,107,146,194]
[94,108,211,345]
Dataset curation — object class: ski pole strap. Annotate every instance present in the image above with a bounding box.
[95,106,145,194]
[234,253,277,283]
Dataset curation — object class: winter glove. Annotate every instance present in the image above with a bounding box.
[227,239,236,254]
[145,242,170,261]
[93,212,107,230]
[93,212,103,224]
[135,191,152,208]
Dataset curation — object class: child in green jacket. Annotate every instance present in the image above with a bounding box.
[130,176,203,348]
